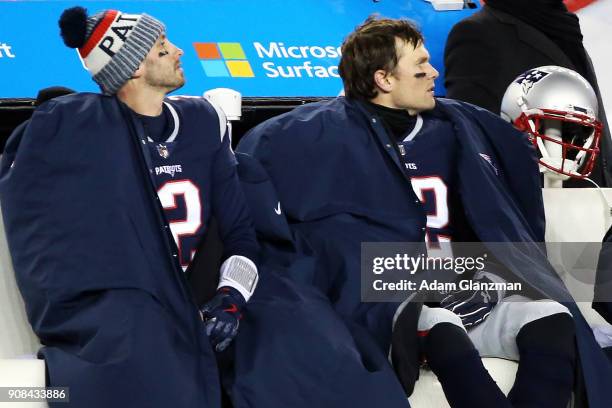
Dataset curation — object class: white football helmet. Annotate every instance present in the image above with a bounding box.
[501,66,602,179]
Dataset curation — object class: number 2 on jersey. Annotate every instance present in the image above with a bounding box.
[157,180,202,271]
[410,176,450,244]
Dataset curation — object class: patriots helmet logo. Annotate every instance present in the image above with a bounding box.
[514,69,550,95]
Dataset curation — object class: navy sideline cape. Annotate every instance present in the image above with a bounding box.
[238,96,612,407]
[0,94,221,407]
[594,226,612,324]
[224,153,410,407]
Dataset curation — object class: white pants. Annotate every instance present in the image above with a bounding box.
[417,295,571,360]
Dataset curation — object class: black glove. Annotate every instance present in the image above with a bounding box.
[440,271,505,328]
[200,286,245,351]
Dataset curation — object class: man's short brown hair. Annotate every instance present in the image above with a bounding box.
[339,15,424,100]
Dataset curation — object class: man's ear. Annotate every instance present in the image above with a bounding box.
[131,64,144,80]
[373,69,392,93]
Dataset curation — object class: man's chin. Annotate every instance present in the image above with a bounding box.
[413,99,436,114]
[168,78,186,94]
[420,98,436,112]
[424,97,436,111]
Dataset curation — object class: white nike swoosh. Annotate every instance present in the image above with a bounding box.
[274,202,282,215]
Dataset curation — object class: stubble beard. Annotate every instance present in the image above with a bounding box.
[146,68,186,94]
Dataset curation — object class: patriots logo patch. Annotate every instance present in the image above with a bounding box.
[515,69,550,95]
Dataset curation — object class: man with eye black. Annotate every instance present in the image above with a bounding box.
[238,15,612,408]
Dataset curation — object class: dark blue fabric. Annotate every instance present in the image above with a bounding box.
[238,96,612,407]
[594,225,612,324]
[238,98,426,351]
[0,93,221,408]
[227,153,411,407]
[230,271,410,408]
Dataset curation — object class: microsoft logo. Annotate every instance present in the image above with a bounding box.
[193,42,254,77]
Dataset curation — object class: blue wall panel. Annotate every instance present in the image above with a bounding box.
[0,1,479,98]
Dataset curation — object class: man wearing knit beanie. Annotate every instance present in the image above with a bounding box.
[59,7,185,96]
[59,6,172,95]
[0,6,261,408]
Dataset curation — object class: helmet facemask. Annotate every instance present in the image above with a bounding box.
[514,108,601,179]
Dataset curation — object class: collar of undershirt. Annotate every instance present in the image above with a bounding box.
[364,101,420,142]
[133,102,180,144]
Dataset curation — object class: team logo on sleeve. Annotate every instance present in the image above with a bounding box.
[515,69,550,94]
